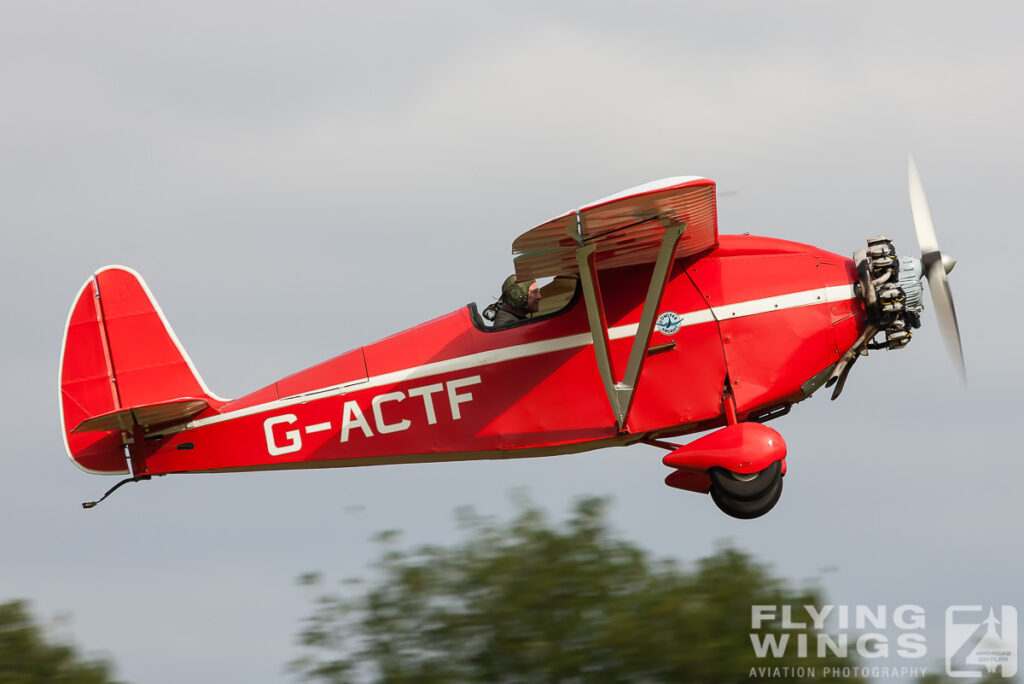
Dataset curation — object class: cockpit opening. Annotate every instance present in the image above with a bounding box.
[472,275,580,331]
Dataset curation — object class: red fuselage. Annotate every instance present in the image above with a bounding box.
[134,235,863,476]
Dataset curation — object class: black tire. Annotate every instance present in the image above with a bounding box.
[711,476,784,520]
[708,461,782,501]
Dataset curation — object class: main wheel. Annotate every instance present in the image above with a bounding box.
[711,476,784,520]
[708,461,782,501]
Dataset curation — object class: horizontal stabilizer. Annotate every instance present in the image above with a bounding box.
[72,398,210,433]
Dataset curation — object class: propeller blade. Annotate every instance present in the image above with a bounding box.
[909,154,966,382]
[908,155,939,254]
[923,255,967,383]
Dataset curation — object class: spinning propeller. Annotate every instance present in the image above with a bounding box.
[908,155,966,382]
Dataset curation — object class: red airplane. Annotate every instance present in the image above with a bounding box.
[58,159,962,518]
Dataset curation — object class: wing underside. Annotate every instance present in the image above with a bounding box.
[512,177,718,281]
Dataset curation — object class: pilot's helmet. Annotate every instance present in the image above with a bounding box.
[501,275,535,310]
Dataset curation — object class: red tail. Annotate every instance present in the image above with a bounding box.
[59,266,223,474]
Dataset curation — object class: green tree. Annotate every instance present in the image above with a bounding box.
[0,600,125,683]
[293,496,864,683]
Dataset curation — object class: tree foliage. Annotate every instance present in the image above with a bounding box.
[0,600,124,683]
[293,496,865,684]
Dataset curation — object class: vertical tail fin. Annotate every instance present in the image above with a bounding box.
[59,266,223,474]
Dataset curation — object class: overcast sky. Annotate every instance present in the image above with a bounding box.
[3,2,1022,682]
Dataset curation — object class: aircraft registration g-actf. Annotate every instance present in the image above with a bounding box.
[59,158,963,518]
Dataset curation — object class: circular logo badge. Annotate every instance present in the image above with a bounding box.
[656,311,682,335]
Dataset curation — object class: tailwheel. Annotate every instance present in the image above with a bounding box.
[710,466,784,520]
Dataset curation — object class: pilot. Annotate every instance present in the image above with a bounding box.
[488,275,541,327]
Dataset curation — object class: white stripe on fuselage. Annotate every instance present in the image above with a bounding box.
[184,284,855,430]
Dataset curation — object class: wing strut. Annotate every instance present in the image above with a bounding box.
[575,220,685,431]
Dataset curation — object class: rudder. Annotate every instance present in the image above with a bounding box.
[59,266,222,474]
